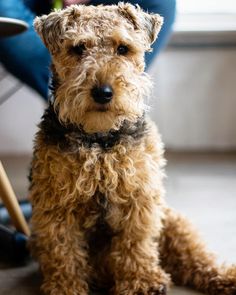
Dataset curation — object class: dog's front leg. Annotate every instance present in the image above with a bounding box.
[30,211,89,295]
[108,203,171,295]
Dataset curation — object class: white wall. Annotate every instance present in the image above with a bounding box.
[149,47,236,150]
[0,46,236,154]
[0,72,45,154]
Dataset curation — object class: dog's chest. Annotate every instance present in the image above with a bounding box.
[72,147,136,233]
[74,144,151,203]
[83,191,114,254]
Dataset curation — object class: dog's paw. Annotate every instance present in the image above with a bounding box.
[148,284,167,294]
[208,270,236,295]
[112,270,170,295]
[112,283,167,295]
[136,284,167,295]
[211,285,236,295]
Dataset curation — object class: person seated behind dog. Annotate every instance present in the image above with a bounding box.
[0,0,176,101]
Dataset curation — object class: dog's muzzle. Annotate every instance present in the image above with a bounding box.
[91,85,113,104]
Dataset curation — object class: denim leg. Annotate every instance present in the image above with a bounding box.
[90,0,176,67]
[0,0,51,100]
[141,0,176,67]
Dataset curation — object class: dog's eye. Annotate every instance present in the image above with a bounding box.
[117,45,129,55]
[71,44,86,56]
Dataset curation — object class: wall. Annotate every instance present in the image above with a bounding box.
[0,71,44,154]
[149,47,236,150]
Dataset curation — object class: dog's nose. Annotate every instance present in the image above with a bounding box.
[91,85,113,104]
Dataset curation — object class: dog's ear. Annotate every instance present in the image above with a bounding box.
[118,2,163,46]
[34,10,65,54]
[34,6,80,54]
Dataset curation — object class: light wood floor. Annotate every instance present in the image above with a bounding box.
[0,152,236,295]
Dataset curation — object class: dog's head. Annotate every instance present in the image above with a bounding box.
[34,3,163,133]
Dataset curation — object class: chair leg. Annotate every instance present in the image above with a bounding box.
[0,161,30,236]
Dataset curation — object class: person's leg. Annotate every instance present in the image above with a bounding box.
[141,0,176,67]
[90,0,176,67]
[0,0,51,100]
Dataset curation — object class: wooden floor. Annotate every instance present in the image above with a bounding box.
[0,152,236,295]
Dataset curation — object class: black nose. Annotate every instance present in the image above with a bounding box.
[91,85,113,104]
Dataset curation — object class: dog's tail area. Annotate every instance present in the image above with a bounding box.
[159,207,236,295]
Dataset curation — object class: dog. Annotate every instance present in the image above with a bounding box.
[29,3,236,294]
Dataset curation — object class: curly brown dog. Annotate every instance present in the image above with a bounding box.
[29,3,236,295]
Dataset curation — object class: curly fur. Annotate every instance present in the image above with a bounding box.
[30,3,236,295]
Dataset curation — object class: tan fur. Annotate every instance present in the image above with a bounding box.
[30,3,236,295]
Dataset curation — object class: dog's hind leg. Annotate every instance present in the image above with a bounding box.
[159,208,236,295]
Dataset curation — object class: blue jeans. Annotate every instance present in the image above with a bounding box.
[0,0,176,100]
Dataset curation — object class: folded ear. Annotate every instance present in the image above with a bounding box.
[34,6,81,54]
[118,2,163,47]
[34,10,65,54]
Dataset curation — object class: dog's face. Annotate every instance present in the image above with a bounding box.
[35,3,163,133]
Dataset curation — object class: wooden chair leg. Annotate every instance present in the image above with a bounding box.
[0,161,30,236]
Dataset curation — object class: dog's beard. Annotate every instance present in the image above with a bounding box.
[80,111,122,133]
[54,66,151,133]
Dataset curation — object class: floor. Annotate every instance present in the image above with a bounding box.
[0,152,236,295]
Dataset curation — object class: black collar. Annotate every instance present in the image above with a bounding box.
[39,104,147,151]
